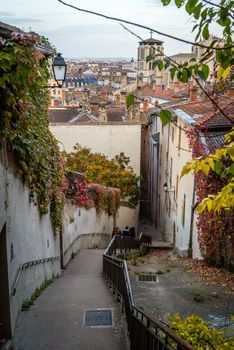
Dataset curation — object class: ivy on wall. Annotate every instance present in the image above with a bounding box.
[184,130,234,270]
[65,172,121,216]
[64,144,141,208]
[0,32,64,230]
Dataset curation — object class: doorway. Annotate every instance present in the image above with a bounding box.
[0,223,12,338]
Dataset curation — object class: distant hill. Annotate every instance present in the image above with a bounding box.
[66,57,136,62]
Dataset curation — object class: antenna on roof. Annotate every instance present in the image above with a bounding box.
[150,30,153,38]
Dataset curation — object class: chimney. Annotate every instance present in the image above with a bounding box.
[100,90,107,100]
[155,85,163,94]
[173,82,181,94]
[82,88,91,114]
[98,104,107,122]
[189,86,199,103]
[115,94,121,105]
[143,99,148,111]
[54,100,59,108]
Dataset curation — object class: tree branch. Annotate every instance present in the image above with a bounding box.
[57,0,234,50]
[202,0,234,20]
[121,23,234,125]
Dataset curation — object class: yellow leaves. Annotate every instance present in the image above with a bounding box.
[198,179,234,213]
[217,65,231,80]
[226,143,234,161]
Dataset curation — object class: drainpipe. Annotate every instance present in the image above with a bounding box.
[188,183,198,258]
[113,212,117,230]
[59,228,64,269]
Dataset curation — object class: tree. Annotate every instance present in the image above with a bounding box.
[64,144,141,207]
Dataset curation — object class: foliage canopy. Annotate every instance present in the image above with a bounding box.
[0,32,64,229]
[64,144,141,207]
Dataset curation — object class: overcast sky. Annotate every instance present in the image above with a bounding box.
[1,0,222,58]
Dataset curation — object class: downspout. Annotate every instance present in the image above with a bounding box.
[59,228,64,269]
[163,122,170,239]
[188,182,198,258]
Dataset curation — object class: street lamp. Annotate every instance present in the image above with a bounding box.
[51,52,67,88]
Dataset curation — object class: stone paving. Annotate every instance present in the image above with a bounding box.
[128,251,234,335]
[13,249,128,350]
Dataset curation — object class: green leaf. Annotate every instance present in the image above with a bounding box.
[159,110,172,126]
[165,60,171,69]
[201,8,207,20]
[214,160,222,175]
[161,0,171,5]
[146,53,154,63]
[201,64,209,80]
[158,60,164,71]
[175,0,184,8]
[185,0,198,14]
[202,23,209,40]
[170,67,177,80]
[126,94,135,109]
[182,69,189,83]
[192,24,199,32]
[193,3,202,19]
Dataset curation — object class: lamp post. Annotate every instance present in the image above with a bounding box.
[51,52,67,88]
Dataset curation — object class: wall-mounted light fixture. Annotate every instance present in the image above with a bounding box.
[44,52,67,88]
[52,52,67,88]
[163,182,175,192]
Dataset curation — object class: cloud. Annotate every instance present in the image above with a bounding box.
[0,11,15,17]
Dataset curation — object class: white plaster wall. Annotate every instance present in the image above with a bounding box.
[50,124,142,174]
[192,210,203,259]
[63,200,113,265]
[0,160,6,233]
[156,117,201,257]
[116,205,139,232]
[62,200,139,265]
[0,159,60,333]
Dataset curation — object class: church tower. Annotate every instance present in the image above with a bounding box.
[137,32,164,86]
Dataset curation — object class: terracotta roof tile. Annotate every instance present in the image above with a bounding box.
[174,96,234,128]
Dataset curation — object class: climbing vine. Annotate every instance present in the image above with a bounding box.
[65,171,120,215]
[64,144,141,207]
[182,129,234,270]
[0,32,64,230]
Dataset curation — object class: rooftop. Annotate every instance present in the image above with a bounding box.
[174,96,234,128]
[139,37,163,45]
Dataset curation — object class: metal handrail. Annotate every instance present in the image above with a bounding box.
[103,235,195,350]
[11,256,60,296]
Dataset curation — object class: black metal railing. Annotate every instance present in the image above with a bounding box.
[103,236,195,350]
[11,256,60,296]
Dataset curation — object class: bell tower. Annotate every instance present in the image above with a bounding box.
[137,32,164,86]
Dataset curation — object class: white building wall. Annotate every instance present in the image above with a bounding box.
[0,159,60,333]
[62,201,139,265]
[116,205,139,232]
[155,116,201,257]
[50,123,142,174]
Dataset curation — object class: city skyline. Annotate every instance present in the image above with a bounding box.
[1,0,223,58]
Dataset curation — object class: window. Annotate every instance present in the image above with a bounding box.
[169,158,173,187]
[150,47,155,55]
[140,47,145,60]
[178,127,182,155]
[171,126,174,143]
